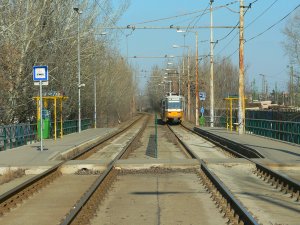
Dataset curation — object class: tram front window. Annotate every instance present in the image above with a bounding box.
[167,101,181,109]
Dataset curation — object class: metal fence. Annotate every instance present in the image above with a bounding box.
[246,119,300,145]
[0,119,92,151]
[0,123,37,151]
[202,115,300,145]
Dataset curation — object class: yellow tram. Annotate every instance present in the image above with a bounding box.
[161,93,185,124]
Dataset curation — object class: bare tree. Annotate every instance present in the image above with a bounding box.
[0,0,133,126]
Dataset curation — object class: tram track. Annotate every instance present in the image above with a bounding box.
[61,116,231,225]
[188,124,300,201]
[0,114,147,224]
[0,114,298,225]
[169,123,300,224]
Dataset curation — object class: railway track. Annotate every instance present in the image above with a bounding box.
[62,117,259,225]
[0,115,298,225]
[189,125,300,201]
[0,115,147,224]
[169,123,300,225]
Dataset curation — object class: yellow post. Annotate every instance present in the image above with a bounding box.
[226,99,228,130]
[243,96,246,133]
[36,97,40,120]
[60,98,63,138]
[54,98,57,140]
[229,99,232,131]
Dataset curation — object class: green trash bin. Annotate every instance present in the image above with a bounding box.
[199,116,206,126]
[37,110,51,139]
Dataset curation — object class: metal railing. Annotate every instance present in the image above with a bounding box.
[0,123,37,151]
[201,116,300,145]
[0,119,92,151]
[246,118,300,145]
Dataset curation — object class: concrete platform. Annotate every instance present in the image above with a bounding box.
[115,158,199,170]
[196,126,300,164]
[0,128,116,170]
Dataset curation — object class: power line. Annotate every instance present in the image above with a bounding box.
[186,3,210,32]
[246,4,300,43]
[222,3,300,60]
[94,0,126,35]
[126,1,239,27]
[215,0,259,44]
[131,8,210,26]
[215,0,278,55]
[245,0,279,29]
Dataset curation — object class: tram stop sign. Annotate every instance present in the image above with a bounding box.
[33,66,48,85]
[199,92,206,101]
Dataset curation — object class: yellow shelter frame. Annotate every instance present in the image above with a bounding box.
[224,97,246,132]
[33,96,68,140]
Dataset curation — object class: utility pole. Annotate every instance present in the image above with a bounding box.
[178,65,181,95]
[187,49,191,121]
[195,31,199,126]
[296,75,300,106]
[290,65,294,106]
[73,6,82,133]
[238,0,245,134]
[275,82,278,104]
[94,75,97,128]
[210,0,214,127]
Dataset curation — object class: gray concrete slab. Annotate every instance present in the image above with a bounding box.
[196,126,300,163]
[115,158,199,170]
[0,128,116,169]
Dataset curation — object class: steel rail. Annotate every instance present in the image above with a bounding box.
[72,114,145,160]
[60,115,150,225]
[0,115,145,215]
[167,124,259,225]
[0,162,62,204]
[183,124,300,201]
[193,126,264,158]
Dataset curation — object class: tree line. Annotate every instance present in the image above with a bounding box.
[0,0,135,127]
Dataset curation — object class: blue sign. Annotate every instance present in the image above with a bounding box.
[199,92,206,101]
[33,66,48,81]
[200,106,204,114]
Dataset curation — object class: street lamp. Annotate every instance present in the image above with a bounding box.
[74,7,82,133]
[176,29,198,126]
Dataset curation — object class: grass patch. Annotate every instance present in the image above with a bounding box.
[0,168,25,185]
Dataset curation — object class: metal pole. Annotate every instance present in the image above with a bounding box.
[187,48,191,121]
[54,98,57,140]
[290,65,294,106]
[210,0,214,127]
[76,8,82,133]
[39,81,43,151]
[94,75,97,128]
[238,0,245,134]
[195,31,199,126]
[178,65,181,95]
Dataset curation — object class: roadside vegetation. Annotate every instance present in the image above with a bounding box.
[0,0,135,127]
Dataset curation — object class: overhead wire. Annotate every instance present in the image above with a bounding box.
[125,1,239,27]
[94,0,126,35]
[223,3,300,60]
[215,0,277,56]
[246,3,300,43]
[186,3,210,33]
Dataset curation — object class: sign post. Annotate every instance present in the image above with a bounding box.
[33,66,48,151]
